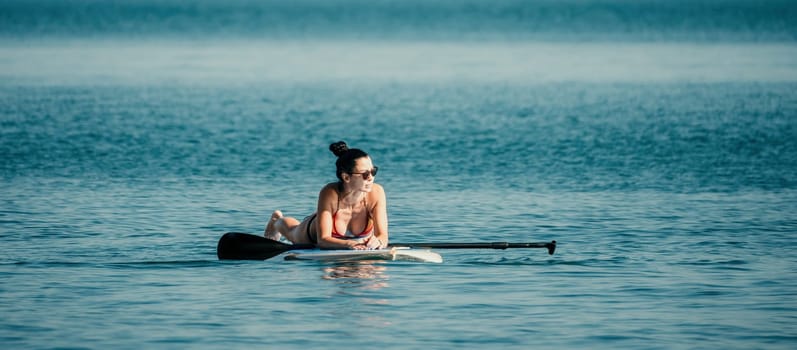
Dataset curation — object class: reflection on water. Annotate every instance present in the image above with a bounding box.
[322,262,390,292]
[321,263,394,328]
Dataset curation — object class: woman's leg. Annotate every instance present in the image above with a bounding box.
[265,210,313,244]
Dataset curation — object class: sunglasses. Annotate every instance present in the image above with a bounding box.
[350,166,378,180]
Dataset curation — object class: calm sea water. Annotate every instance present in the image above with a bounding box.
[2,1,797,349]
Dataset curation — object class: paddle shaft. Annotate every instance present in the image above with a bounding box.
[391,241,556,255]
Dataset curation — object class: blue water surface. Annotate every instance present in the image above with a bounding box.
[2,1,797,349]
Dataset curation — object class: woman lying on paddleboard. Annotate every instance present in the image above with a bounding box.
[264,141,388,250]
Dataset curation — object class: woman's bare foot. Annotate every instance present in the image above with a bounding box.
[264,210,284,241]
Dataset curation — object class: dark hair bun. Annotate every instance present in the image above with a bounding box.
[329,141,349,157]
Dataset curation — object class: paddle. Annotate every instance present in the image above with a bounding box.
[217,232,556,260]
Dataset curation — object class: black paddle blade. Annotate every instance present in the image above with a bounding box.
[217,232,313,260]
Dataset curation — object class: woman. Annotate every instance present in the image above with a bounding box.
[264,141,389,250]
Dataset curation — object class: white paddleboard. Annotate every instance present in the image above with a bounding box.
[283,247,443,263]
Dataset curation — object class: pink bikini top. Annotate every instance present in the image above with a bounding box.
[330,198,374,239]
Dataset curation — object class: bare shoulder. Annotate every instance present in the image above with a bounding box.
[320,182,339,193]
[319,183,340,198]
[368,183,386,200]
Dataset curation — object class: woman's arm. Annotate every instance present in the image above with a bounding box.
[370,184,389,249]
